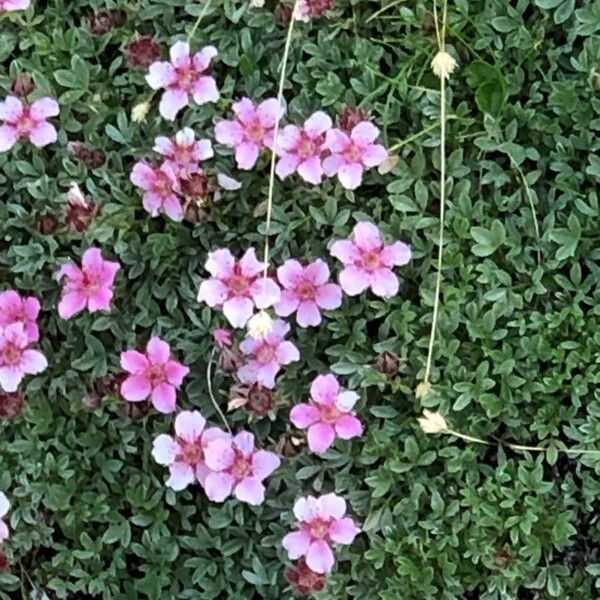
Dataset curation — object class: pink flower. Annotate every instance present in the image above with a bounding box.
[146,41,219,120]
[0,0,30,12]
[203,431,280,505]
[276,111,332,184]
[215,98,284,170]
[275,259,342,327]
[120,337,189,414]
[330,222,411,298]
[290,374,362,453]
[56,248,120,320]
[213,328,232,348]
[152,410,230,491]
[0,323,47,393]
[322,122,388,189]
[237,319,299,389]
[153,127,213,177]
[130,161,183,221]
[0,290,40,343]
[282,493,360,574]
[0,96,59,152]
[0,492,9,543]
[197,248,280,328]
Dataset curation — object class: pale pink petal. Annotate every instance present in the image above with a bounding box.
[235,141,260,170]
[282,531,311,560]
[370,268,399,298]
[329,240,359,265]
[362,144,388,167]
[204,437,235,471]
[0,520,8,542]
[233,431,255,456]
[192,77,220,105]
[152,434,179,465]
[214,120,245,145]
[251,278,281,309]
[275,341,299,365]
[143,192,162,216]
[120,350,150,374]
[169,41,190,67]
[153,136,174,156]
[307,423,336,453]
[175,410,206,442]
[197,279,228,307]
[329,517,360,544]
[324,128,349,153]
[277,259,303,289]
[237,361,260,385]
[293,496,319,521]
[275,153,300,180]
[297,156,324,184]
[257,98,283,126]
[315,283,342,310]
[336,391,359,412]
[0,367,22,393]
[268,318,290,340]
[217,173,241,190]
[304,111,332,136]
[205,248,235,278]
[238,336,262,355]
[58,291,87,320]
[296,301,321,327]
[255,361,280,389]
[164,360,189,386]
[28,122,57,147]
[318,493,347,519]
[20,349,47,375]
[0,493,8,518]
[290,403,320,429]
[310,374,339,405]
[239,248,264,278]
[130,162,156,190]
[232,97,257,125]
[322,154,344,176]
[351,121,380,144]
[335,414,363,439]
[274,289,300,317]
[120,375,151,401]
[381,241,411,266]
[196,138,214,161]
[30,98,59,119]
[338,163,363,190]
[338,266,370,296]
[146,61,175,89]
[146,337,170,364]
[304,259,329,285]
[162,194,184,221]
[203,471,234,502]
[222,296,254,328]
[353,222,382,251]
[277,125,301,151]
[0,96,23,122]
[306,540,335,574]
[166,462,195,491]
[192,45,218,70]
[251,450,280,479]
[151,382,177,413]
[159,88,188,120]
[234,477,265,505]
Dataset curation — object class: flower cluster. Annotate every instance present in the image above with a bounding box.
[0,290,46,393]
[0,96,59,152]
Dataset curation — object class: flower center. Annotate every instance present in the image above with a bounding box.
[153,172,172,195]
[146,364,165,387]
[230,451,253,479]
[344,142,362,162]
[320,403,341,424]
[360,251,381,271]
[296,136,316,159]
[1,343,21,366]
[256,345,275,364]
[17,113,35,135]
[174,144,194,164]
[81,274,100,294]
[246,120,265,143]
[174,66,196,92]
[179,440,203,465]
[228,274,250,295]
[309,518,331,540]
[296,280,316,301]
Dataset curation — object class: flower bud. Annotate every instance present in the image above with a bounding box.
[338,106,371,133]
[285,558,326,595]
[128,36,161,69]
[0,391,24,419]
[374,351,402,376]
[10,73,35,98]
[247,311,273,339]
[35,213,60,235]
[131,101,151,123]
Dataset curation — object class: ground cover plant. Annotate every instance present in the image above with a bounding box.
[1,0,600,598]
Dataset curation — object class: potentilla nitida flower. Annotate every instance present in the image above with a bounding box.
[127,36,161,69]
[0,96,59,152]
[203,431,281,505]
[130,161,183,221]
[0,323,47,393]
[282,493,360,574]
[215,97,284,170]
[0,0,30,12]
[197,248,281,328]
[275,259,342,327]
[153,128,213,178]
[276,111,332,184]
[329,221,411,298]
[152,410,230,491]
[290,374,362,453]
[322,121,388,189]
[237,319,299,389]
[56,248,120,320]
[120,337,189,414]
[146,41,219,120]
[0,290,40,343]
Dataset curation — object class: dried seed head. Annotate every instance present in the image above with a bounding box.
[82,393,101,410]
[274,2,294,25]
[128,36,161,69]
[36,213,60,235]
[431,50,458,80]
[0,549,8,572]
[415,380,433,399]
[338,106,371,133]
[493,549,513,569]
[10,73,35,98]
[417,409,448,434]
[295,0,336,21]
[0,390,24,419]
[285,558,326,595]
[181,172,209,199]
[374,351,403,376]
[88,9,127,35]
[131,101,151,123]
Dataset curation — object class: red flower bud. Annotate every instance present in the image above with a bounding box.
[337,106,371,133]
[10,73,35,98]
[285,558,326,596]
[0,390,24,419]
[128,36,161,69]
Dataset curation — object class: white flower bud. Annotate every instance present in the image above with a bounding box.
[431,51,458,80]
[131,100,151,123]
[417,409,448,434]
[247,311,273,339]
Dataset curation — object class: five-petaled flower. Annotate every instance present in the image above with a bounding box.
[322,122,387,189]
[330,221,411,298]
[153,128,213,178]
[56,248,120,320]
[275,259,342,327]
[276,111,332,184]
[197,248,280,328]
[146,41,219,120]
[238,319,299,389]
[0,96,59,152]
[290,374,362,453]
[0,290,40,343]
[215,97,284,170]
[130,161,183,221]
[203,431,281,505]
[120,337,189,414]
[282,493,360,574]
[0,323,47,393]
[0,492,9,543]
[0,0,30,13]
[152,410,230,490]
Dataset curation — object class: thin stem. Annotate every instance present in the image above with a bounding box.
[388,115,459,152]
[187,0,213,43]
[207,347,232,434]
[365,0,406,23]
[262,0,300,280]
[446,430,488,445]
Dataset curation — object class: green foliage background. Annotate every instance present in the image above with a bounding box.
[1,0,600,598]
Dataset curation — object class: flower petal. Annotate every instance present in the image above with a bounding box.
[151,382,177,413]
[306,540,335,574]
[152,434,179,465]
[307,423,336,454]
[120,350,149,374]
[318,493,347,519]
[166,462,195,491]
[203,471,234,502]
[120,375,151,402]
[296,301,321,327]
[338,266,370,296]
[310,374,339,406]
[222,296,254,328]
[304,111,332,136]
[159,88,188,120]
[334,414,363,440]
[164,360,189,387]
[174,410,206,442]
[329,517,360,544]
[234,477,265,505]
[290,403,321,429]
[28,122,57,147]
[282,531,311,560]
[251,450,280,479]
[315,283,342,311]
[147,337,170,364]
[370,268,399,298]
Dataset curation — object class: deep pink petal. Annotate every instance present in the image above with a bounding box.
[335,414,363,440]
[58,291,87,320]
[290,403,321,429]
[307,423,336,453]
[164,360,189,386]
[151,382,177,413]
[147,337,170,364]
[121,375,151,401]
[87,287,113,312]
[310,374,339,406]
[204,437,235,471]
